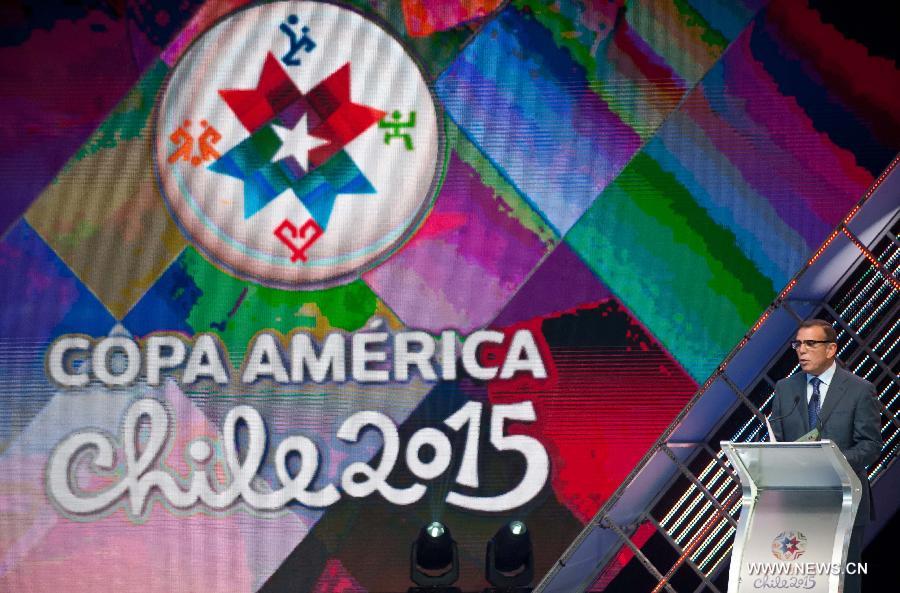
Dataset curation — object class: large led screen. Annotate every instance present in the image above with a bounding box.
[1,1,897,591]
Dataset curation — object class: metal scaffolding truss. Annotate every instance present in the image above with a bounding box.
[535,158,900,593]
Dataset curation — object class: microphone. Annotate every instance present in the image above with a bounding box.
[765,394,801,443]
[815,417,825,436]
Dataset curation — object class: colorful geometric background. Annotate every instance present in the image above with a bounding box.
[1,1,898,591]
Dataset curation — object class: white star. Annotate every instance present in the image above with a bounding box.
[272,114,329,172]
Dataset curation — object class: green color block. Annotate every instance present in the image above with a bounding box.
[181,247,381,363]
[673,0,729,50]
[567,152,776,380]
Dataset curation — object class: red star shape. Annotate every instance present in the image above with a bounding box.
[218,54,302,133]
[302,63,386,167]
[218,54,385,170]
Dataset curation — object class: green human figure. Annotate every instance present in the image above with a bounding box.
[378,111,416,150]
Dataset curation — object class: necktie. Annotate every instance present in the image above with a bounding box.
[808,377,822,430]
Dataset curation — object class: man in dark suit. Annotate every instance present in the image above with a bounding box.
[770,319,881,593]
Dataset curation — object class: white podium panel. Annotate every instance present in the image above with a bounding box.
[722,441,861,593]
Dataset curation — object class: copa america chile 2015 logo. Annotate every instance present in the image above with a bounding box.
[155,1,442,288]
[771,531,807,561]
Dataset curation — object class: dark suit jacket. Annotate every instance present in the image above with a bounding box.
[771,366,881,525]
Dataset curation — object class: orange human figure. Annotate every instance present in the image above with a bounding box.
[195,120,222,166]
[167,120,194,164]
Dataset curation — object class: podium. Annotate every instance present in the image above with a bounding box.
[721,441,861,593]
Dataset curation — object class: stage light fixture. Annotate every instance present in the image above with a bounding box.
[409,521,460,592]
[485,520,534,592]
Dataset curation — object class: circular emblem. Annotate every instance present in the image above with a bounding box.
[771,531,807,561]
[155,1,442,288]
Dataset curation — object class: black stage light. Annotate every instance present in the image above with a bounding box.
[484,520,534,592]
[409,521,460,593]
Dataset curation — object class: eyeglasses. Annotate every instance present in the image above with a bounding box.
[790,340,834,350]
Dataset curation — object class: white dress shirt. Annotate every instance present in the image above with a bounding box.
[806,361,837,406]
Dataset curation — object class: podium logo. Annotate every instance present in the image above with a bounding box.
[771,531,807,561]
[155,1,442,288]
